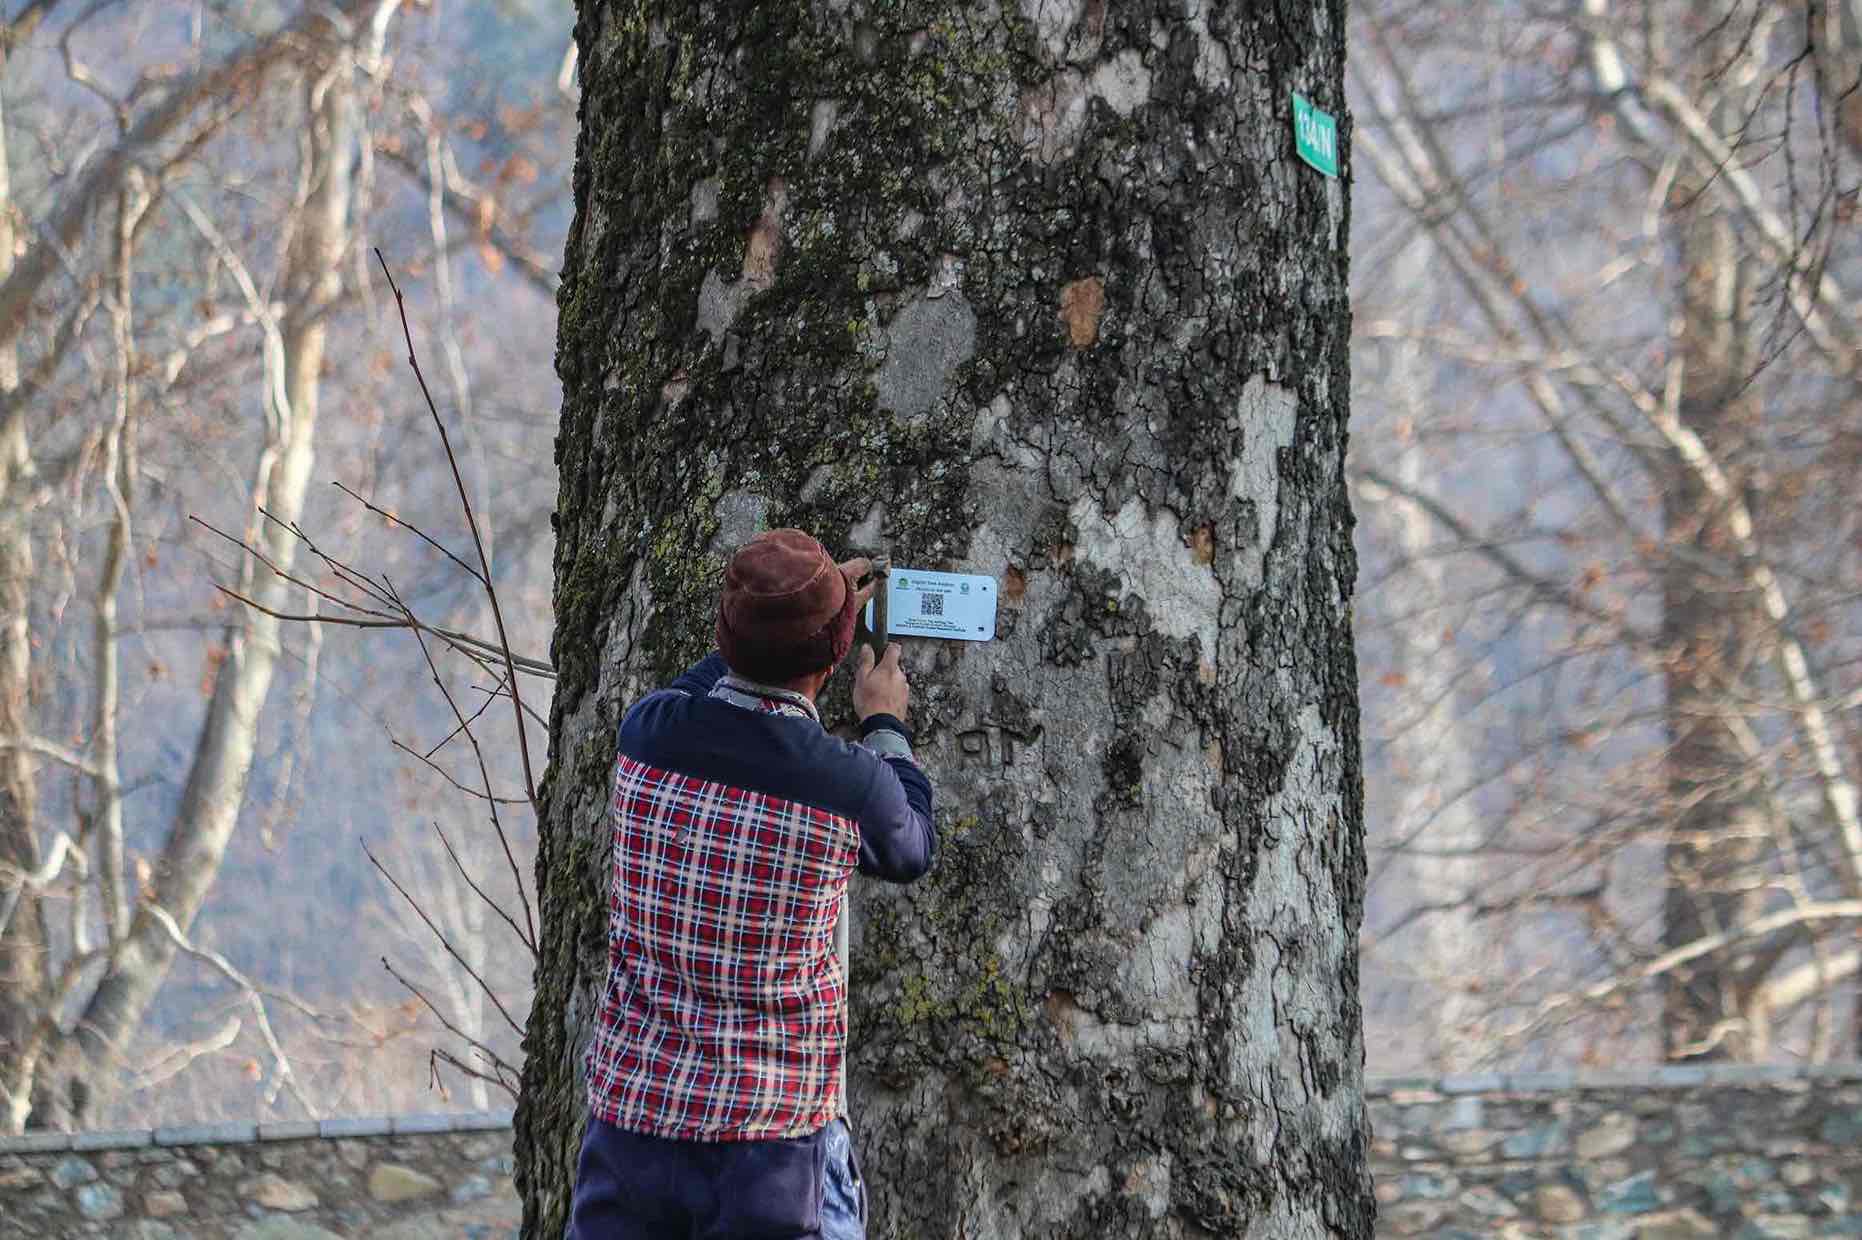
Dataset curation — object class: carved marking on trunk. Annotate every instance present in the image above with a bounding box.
[1059,276,1105,348]
[953,723,1037,770]
[742,178,787,292]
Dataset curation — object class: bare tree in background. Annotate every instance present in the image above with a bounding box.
[1349,0,1862,1068]
[0,0,50,1128]
[1354,236,1500,1070]
[0,0,570,1130]
[0,0,386,1131]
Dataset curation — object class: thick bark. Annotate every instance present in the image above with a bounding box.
[521,3,1368,1236]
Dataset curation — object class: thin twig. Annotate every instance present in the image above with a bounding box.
[366,846,525,1040]
[144,903,320,1116]
[256,504,554,675]
[389,737,531,806]
[465,670,551,729]
[257,508,402,615]
[190,515,398,623]
[387,574,537,947]
[375,248,540,812]
[210,583,398,629]
[431,1045,519,1101]
[431,820,536,957]
[379,955,520,1088]
[211,581,554,680]
[200,502,553,676]
[424,691,499,761]
[332,479,483,583]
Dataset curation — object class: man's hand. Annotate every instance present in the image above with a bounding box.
[853,642,909,722]
[839,556,878,613]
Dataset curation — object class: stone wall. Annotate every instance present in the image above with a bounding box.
[4,1064,1860,1237]
[1369,1063,1862,1238]
[0,1112,518,1239]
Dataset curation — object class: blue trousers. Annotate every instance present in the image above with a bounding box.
[568,1116,866,1239]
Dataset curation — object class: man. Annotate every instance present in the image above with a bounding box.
[570,529,938,1239]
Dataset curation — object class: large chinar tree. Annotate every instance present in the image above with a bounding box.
[518,1,1369,1236]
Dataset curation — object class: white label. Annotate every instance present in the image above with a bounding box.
[866,568,998,641]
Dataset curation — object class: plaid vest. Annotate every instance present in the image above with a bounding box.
[584,678,859,1141]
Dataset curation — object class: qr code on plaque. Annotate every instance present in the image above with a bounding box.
[919,592,944,617]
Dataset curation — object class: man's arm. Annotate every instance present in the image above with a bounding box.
[855,716,936,881]
[852,644,936,882]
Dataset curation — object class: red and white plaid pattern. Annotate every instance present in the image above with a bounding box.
[585,752,859,1141]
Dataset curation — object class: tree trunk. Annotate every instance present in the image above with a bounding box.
[1659,160,1765,1065]
[520,3,1370,1236]
[1361,237,1493,1072]
[0,76,51,1129]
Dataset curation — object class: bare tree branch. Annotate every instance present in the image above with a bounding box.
[0,832,84,944]
[374,251,541,813]
[0,1,360,347]
[332,479,481,583]
[380,956,519,1099]
[430,820,535,958]
[142,903,320,1116]
[365,845,524,1041]
[387,575,536,945]
[1513,901,1862,1038]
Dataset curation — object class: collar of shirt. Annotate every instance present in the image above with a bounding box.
[708,673,821,725]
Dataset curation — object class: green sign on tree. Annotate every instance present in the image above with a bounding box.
[1293,92,1339,178]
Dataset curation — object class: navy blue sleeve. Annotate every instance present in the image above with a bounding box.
[856,755,936,883]
[668,651,729,697]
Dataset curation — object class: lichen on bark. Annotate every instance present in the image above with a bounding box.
[522,2,1369,1236]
